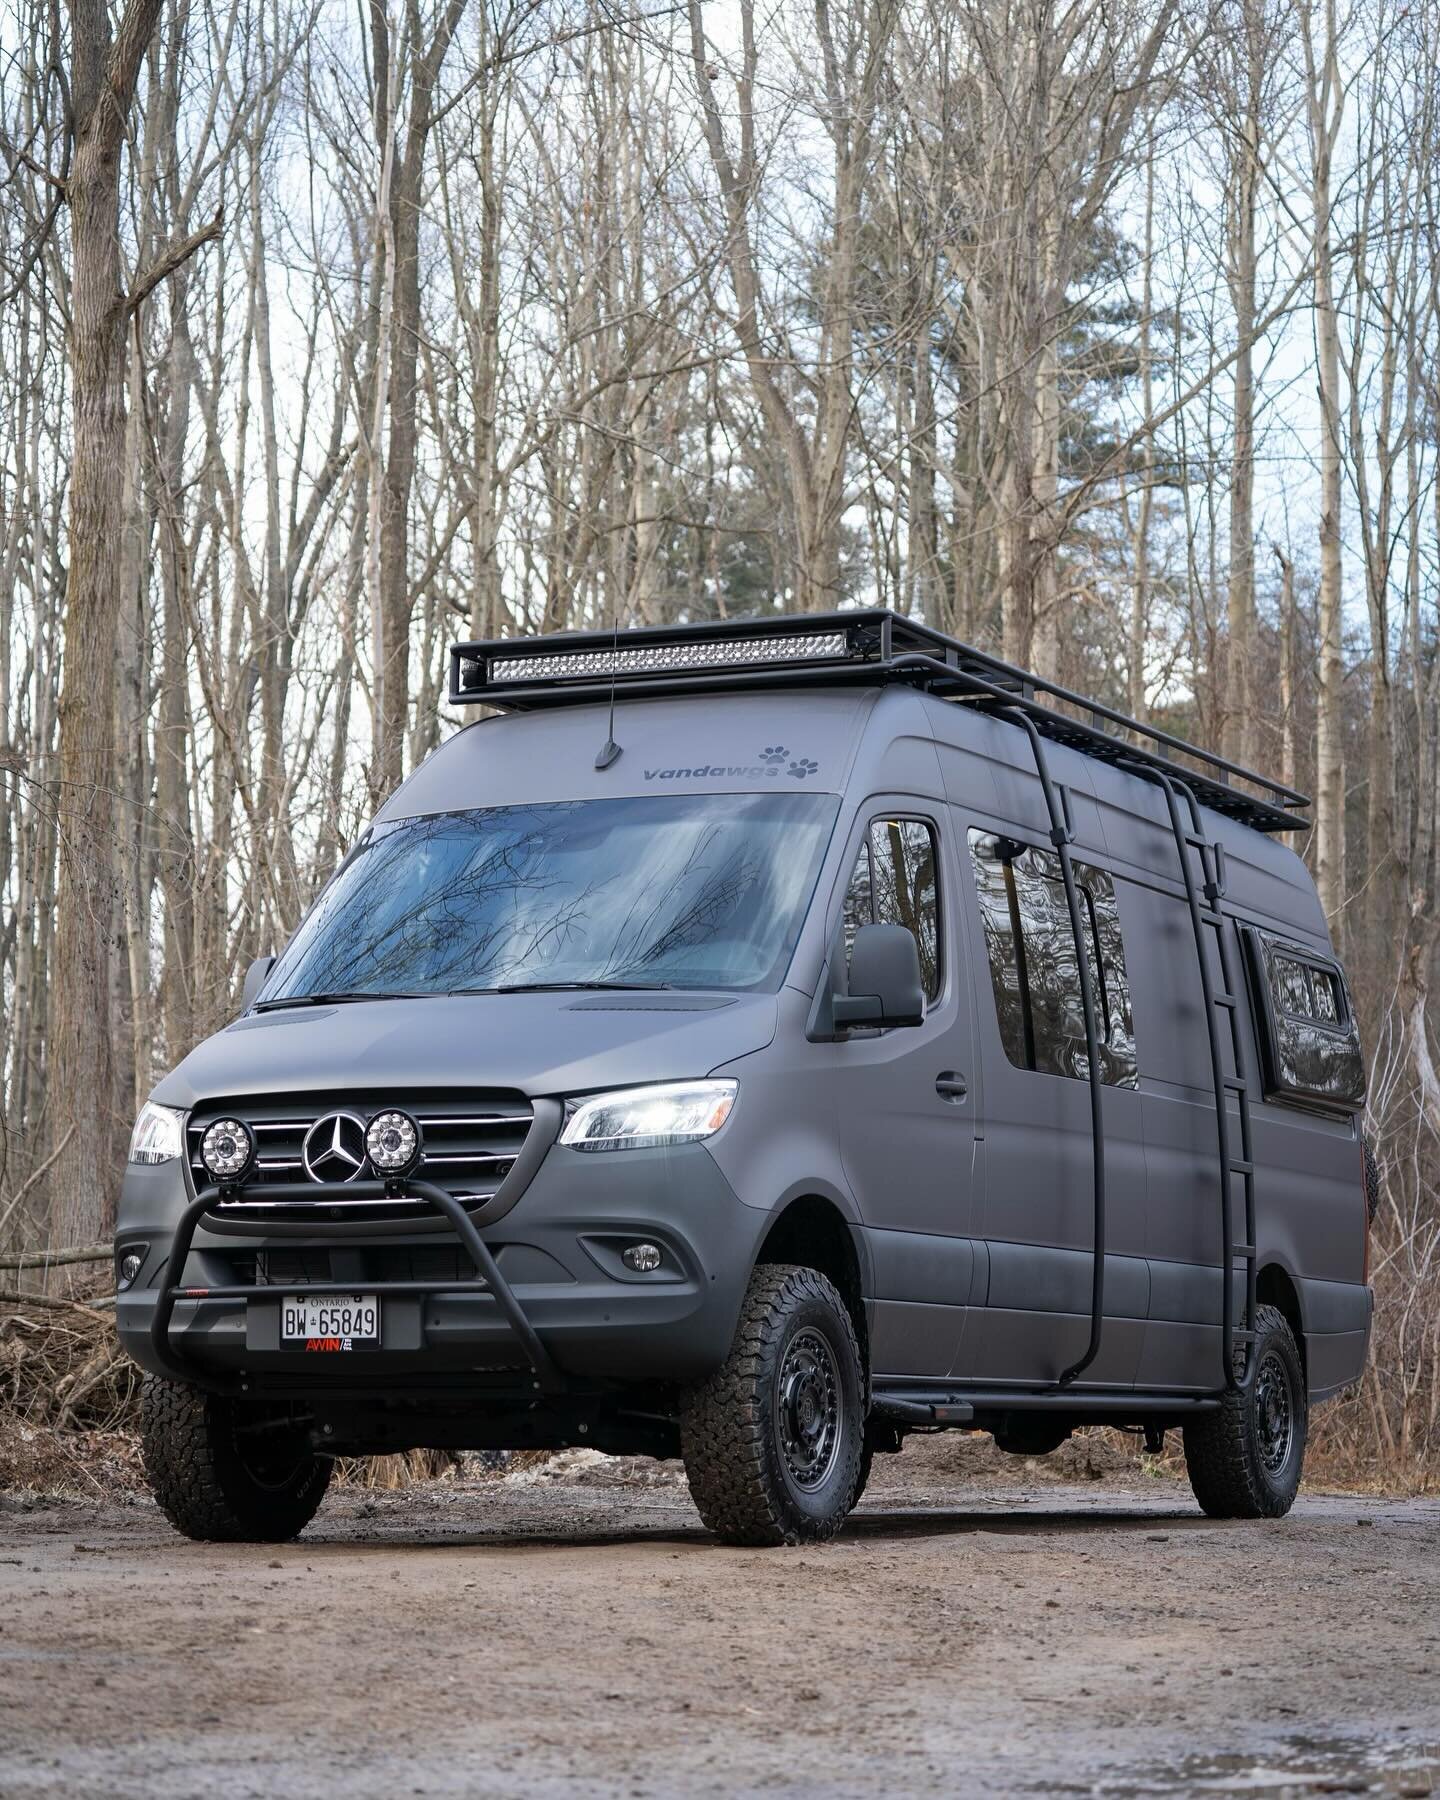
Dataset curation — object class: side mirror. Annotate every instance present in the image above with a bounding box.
[241,954,276,1010]
[833,924,925,1030]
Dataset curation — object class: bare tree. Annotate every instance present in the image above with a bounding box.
[1295,0,1346,929]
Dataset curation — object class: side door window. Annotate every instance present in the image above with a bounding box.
[968,829,1137,1086]
[843,817,941,1003]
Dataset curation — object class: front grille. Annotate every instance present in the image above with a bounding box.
[187,1089,532,1221]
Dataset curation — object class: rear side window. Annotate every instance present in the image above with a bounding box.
[843,818,941,1001]
[968,829,1137,1087]
[1243,928,1364,1112]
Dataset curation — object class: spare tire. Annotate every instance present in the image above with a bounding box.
[1362,1132,1382,1225]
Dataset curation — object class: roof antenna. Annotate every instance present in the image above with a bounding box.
[595,598,623,770]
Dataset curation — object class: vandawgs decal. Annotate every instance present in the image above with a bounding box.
[644,746,819,782]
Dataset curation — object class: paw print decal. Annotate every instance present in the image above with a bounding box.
[787,758,819,779]
[759,746,787,765]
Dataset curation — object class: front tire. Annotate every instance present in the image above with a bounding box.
[141,1374,332,1542]
[1182,1304,1307,1519]
[681,1263,864,1546]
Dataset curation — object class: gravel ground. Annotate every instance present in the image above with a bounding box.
[1,1438,1437,1799]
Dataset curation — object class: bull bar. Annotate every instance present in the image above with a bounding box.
[148,1175,567,1396]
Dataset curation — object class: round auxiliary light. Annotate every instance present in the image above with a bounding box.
[117,1251,144,1289]
[200,1117,254,1183]
[366,1109,421,1175]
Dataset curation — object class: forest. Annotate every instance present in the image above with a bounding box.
[1,0,1437,1481]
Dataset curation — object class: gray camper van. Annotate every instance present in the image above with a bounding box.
[116,612,1373,1546]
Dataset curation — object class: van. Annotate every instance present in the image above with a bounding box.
[116,611,1374,1545]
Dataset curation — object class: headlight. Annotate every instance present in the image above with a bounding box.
[559,1080,737,1153]
[128,1102,186,1166]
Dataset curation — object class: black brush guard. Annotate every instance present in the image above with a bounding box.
[150,1176,566,1397]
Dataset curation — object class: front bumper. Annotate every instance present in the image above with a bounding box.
[115,1139,760,1394]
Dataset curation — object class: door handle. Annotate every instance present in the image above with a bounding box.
[935,1071,968,1102]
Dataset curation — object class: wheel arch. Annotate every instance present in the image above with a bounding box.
[1256,1262,1306,1371]
[756,1194,869,1369]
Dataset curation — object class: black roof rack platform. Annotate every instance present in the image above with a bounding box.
[448,610,1308,834]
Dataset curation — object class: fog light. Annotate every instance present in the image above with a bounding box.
[622,1242,663,1273]
[200,1118,254,1182]
[366,1109,421,1175]
[117,1251,143,1289]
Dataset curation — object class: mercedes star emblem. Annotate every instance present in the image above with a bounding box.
[302,1111,369,1183]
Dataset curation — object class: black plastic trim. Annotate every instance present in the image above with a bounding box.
[872,1385,1224,1422]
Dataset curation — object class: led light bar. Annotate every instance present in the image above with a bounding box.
[481,630,849,687]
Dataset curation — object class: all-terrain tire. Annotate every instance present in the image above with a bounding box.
[1362,1133,1382,1225]
[681,1263,864,1547]
[141,1374,332,1543]
[851,1439,874,1510]
[1182,1304,1307,1519]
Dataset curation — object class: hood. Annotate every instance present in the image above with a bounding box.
[151,990,778,1110]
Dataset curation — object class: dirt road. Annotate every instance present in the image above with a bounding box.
[1,1441,1436,1798]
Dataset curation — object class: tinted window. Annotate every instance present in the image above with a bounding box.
[1312,968,1342,1023]
[1272,953,1312,1017]
[844,818,941,1001]
[262,793,840,1000]
[969,830,1137,1087]
[1246,929,1364,1111]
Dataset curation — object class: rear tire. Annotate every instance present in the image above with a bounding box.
[141,1374,331,1542]
[680,1263,864,1546]
[851,1440,875,1509]
[1182,1304,1307,1519]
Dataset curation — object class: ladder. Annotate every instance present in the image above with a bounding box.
[1140,766,1258,1390]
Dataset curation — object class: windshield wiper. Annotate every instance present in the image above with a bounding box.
[449,980,673,995]
[253,991,427,1012]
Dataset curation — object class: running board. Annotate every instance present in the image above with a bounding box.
[871,1387,1223,1424]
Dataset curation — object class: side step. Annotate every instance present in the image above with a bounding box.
[871,1387,1223,1424]
[873,1395,975,1425]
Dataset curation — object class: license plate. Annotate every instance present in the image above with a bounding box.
[279,1293,380,1350]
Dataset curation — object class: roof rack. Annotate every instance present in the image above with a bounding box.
[448,609,1309,834]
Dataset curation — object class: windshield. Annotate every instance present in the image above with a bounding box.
[261,792,840,1001]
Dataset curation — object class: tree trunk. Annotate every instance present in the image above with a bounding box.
[368,0,468,801]
[1302,0,1346,931]
[1273,544,1296,793]
[1225,110,1258,771]
[50,0,165,1246]
[154,290,197,1061]
[1129,132,1156,722]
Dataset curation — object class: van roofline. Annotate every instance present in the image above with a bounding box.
[448,610,1308,835]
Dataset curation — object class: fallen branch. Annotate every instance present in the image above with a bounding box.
[0,1242,110,1271]
[0,1288,115,1314]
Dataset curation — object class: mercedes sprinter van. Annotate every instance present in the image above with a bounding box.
[116,611,1373,1545]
